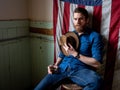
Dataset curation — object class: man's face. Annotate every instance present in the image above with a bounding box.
[73,13,88,32]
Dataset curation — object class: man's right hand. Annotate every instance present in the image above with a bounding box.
[48,65,58,74]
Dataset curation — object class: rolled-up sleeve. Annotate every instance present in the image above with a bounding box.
[90,32,104,63]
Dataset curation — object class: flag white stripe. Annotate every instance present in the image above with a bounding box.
[100,0,112,65]
[69,4,77,31]
[101,0,112,40]
[55,1,65,58]
[117,29,120,60]
[85,6,94,28]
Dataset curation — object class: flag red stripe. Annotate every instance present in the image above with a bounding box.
[78,5,85,8]
[53,0,58,62]
[62,2,70,34]
[104,0,120,89]
[93,6,102,33]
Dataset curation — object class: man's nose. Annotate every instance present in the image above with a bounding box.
[76,20,80,24]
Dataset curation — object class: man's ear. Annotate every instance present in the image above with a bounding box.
[87,18,89,24]
[86,18,90,27]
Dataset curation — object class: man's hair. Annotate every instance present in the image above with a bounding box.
[74,7,89,19]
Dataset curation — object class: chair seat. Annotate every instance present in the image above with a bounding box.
[62,83,83,90]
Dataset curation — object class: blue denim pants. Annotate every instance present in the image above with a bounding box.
[34,68,102,90]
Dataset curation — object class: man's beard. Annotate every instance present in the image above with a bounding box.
[74,25,84,32]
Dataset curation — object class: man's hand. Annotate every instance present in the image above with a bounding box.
[48,65,58,74]
[63,43,78,57]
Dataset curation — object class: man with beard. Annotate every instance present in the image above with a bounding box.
[34,7,103,90]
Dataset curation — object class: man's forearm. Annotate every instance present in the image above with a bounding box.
[77,54,101,69]
[54,57,62,66]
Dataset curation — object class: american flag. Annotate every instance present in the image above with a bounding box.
[53,0,120,90]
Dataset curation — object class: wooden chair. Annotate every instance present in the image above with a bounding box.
[62,83,82,90]
[61,79,83,90]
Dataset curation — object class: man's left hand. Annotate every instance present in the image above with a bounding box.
[63,43,78,57]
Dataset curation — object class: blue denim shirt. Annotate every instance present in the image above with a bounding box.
[58,28,103,72]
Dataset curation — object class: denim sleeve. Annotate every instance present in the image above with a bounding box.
[90,32,104,63]
[59,51,65,58]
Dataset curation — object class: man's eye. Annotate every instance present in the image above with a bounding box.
[74,18,77,20]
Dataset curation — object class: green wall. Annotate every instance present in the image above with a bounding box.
[0,20,31,90]
[30,21,54,86]
[0,20,54,89]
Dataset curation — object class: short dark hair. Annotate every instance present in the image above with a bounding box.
[74,7,89,19]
